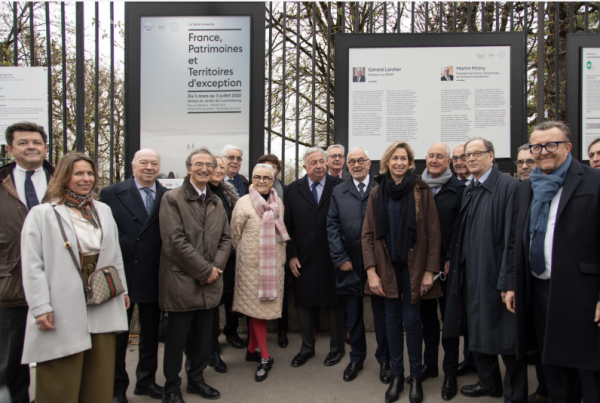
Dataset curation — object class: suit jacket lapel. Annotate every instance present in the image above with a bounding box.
[299,175,318,208]
[318,176,337,208]
[346,180,362,201]
[139,182,165,235]
[521,184,533,267]
[118,177,149,222]
[556,158,582,223]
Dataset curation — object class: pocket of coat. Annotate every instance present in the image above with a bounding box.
[579,263,600,275]
[0,260,18,278]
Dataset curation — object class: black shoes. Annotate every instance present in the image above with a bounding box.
[255,357,274,382]
[246,348,262,363]
[113,394,128,403]
[323,351,345,366]
[408,376,424,403]
[460,381,503,398]
[380,362,392,384]
[457,360,478,377]
[187,381,221,400]
[291,351,315,367]
[385,374,405,403]
[441,375,458,401]
[225,333,244,349]
[134,383,164,399]
[208,351,228,373]
[343,362,363,382]
[162,392,185,403]
[277,330,288,348]
[528,392,549,403]
[406,365,438,383]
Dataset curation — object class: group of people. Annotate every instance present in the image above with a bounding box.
[0,120,599,403]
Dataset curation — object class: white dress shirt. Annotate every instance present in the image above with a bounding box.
[352,174,370,194]
[190,181,207,199]
[13,164,47,205]
[68,209,102,256]
[530,187,562,280]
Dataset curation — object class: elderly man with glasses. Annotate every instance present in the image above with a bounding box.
[326,144,351,181]
[515,144,536,182]
[221,144,249,198]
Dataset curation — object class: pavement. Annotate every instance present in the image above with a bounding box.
[29,332,539,403]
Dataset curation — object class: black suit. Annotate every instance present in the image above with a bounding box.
[441,75,454,81]
[284,174,345,355]
[353,75,365,82]
[506,158,600,401]
[100,177,168,396]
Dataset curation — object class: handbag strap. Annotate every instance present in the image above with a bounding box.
[52,206,90,292]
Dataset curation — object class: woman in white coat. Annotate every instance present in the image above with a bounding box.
[20,153,129,403]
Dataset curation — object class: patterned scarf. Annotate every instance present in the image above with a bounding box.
[64,189,99,229]
[249,186,290,301]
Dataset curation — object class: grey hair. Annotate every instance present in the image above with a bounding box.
[252,163,274,178]
[532,121,572,143]
[327,144,345,157]
[517,143,530,153]
[303,147,326,164]
[221,144,243,157]
[588,137,600,153]
[132,148,161,164]
[349,146,369,158]
[464,137,495,155]
[186,147,217,168]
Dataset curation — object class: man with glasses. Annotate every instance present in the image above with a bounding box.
[444,138,527,401]
[326,144,351,181]
[505,121,600,402]
[515,144,535,181]
[587,138,600,169]
[221,144,249,198]
[452,144,473,186]
[159,148,231,403]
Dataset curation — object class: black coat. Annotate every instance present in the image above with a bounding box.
[443,165,519,355]
[327,175,377,296]
[506,158,600,371]
[284,174,344,307]
[99,177,168,304]
[433,176,466,267]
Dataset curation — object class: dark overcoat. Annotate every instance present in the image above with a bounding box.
[434,176,466,267]
[443,165,519,355]
[505,158,600,371]
[327,175,377,296]
[99,176,167,304]
[284,174,344,307]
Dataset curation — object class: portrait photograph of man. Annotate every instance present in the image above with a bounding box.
[441,66,454,81]
[353,67,366,82]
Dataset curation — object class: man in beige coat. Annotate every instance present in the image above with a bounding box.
[159,148,231,403]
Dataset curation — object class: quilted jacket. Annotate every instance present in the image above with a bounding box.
[230,194,286,320]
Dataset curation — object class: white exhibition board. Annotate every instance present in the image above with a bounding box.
[348,46,511,159]
[581,47,600,160]
[0,67,48,145]
[140,16,251,180]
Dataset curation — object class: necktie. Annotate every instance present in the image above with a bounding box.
[141,188,154,214]
[200,193,206,205]
[460,178,468,184]
[530,231,546,275]
[311,182,319,204]
[228,178,235,185]
[358,183,365,199]
[474,180,482,188]
[25,170,40,211]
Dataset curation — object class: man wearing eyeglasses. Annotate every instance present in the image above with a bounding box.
[515,144,535,181]
[221,145,249,198]
[452,144,473,186]
[587,137,600,169]
[444,137,527,401]
[505,121,600,402]
[326,144,351,181]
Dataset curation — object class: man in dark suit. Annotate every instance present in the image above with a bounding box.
[504,121,600,402]
[284,147,345,368]
[326,144,351,181]
[420,142,465,401]
[353,68,365,82]
[100,148,168,403]
[441,67,453,81]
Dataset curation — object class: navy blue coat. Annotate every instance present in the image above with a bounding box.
[99,177,168,304]
[327,175,377,296]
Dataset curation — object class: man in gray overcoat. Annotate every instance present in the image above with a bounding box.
[443,138,528,402]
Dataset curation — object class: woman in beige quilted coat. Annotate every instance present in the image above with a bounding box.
[231,164,289,382]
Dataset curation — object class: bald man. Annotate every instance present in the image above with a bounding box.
[100,149,168,402]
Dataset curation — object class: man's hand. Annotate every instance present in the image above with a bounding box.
[367,267,385,297]
[595,301,600,327]
[205,267,223,284]
[505,290,515,314]
[339,261,353,272]
[36,312,55,331]
[124,295,130,310]
[444,259,450,275]
[290,257,301,278]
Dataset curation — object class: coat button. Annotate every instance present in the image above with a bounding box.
[137,238,140,242]
[133,216,137,220]
[156,262,159,266]
[134,260,138,264]
[410,248,413,252]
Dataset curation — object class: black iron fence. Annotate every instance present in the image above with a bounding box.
[2,2,599,185]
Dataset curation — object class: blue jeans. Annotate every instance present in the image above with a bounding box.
[384,262,423,377]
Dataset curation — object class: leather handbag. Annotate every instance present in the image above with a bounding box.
[53,206,125,305]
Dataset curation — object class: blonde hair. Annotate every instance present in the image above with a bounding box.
[379,141,415,175]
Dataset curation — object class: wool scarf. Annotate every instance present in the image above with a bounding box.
[249,186,290,301]
[231,173,246,196]
[64,189,99,229]
[375,171,417,263]
[529,153,572,235]
[421,167,453,190]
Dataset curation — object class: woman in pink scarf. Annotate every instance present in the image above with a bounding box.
[231,163,290,382]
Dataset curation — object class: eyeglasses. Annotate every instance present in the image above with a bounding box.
[529,141,565,154]
[452,155,466,162]
[190,162,213,169]
[465,151,490,159]
[226,155,243,162]
[252,175,273,182]
[347,158,369,166]
[328,154,344,160]
[514,159,536,167]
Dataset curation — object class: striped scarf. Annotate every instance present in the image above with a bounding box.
[64,189,99,229]
[249,186,290,301]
